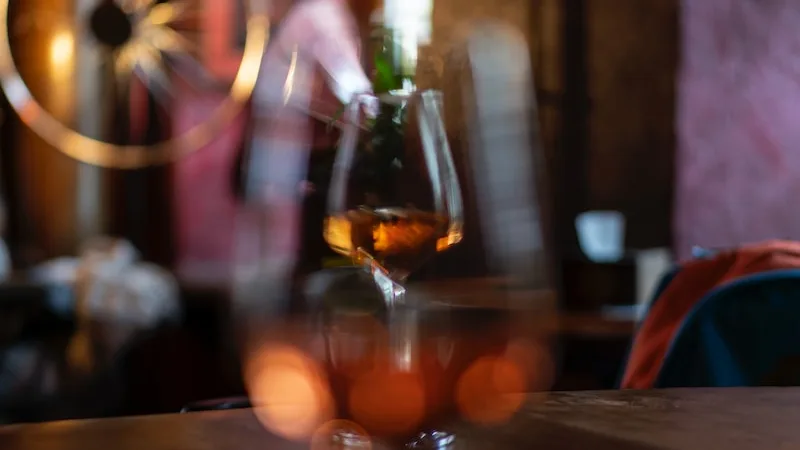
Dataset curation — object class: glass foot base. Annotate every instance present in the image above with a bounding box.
[313,422,372,449]
[405,431,456,449]
[317,426,455,449]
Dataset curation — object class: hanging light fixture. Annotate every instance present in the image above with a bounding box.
[0,0,269,169]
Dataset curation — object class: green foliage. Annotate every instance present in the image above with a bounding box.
[372,28,403,94]
[319,27,409,203]
[373,53,399,94]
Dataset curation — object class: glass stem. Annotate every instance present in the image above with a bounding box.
[357,249,416,371]
[372,264,406,310]
[356,248,406,309]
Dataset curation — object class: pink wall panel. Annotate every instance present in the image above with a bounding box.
[675,0,800,259]
[171,86,247,274]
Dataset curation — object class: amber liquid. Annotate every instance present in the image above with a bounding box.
[324,207,462,277]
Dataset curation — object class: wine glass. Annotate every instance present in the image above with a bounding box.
[245,88,551,449]
[243,22,555,448]
[324,89,464,301]
[318,89,464,447]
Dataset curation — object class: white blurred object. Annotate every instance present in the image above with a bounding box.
[601,247,673,321]
[634,247,673,313]
[0,239,10,282]
[235,0,372,318]
[384,0,433,44]
[383,0,434,76]
[66,237,180,373]
[74,237,180,326]
[576,211,626,262]
[257,0,371,113]
[30,257,79,285]
[464,21,546,287]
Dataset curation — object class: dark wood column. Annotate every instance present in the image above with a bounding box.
[558,0,590,259]
[8,0,114,261]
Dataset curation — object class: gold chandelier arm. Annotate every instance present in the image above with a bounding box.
[0,1,269,169]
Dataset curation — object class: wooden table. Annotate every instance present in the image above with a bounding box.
[2,388,799,449]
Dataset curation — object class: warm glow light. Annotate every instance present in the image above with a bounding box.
[455,356,526,425]
[248,344,334,441]
[0,0,266,169]
[231,16,269,102]
[49,30,74,71]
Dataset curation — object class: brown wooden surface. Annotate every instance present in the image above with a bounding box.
[3,388,799,449]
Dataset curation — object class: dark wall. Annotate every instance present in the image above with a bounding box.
[547,0,678,256]
[585,0,678,250]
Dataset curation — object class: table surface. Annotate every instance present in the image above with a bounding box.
[2,388,798,449]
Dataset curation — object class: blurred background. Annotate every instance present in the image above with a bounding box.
[0,0,789,429]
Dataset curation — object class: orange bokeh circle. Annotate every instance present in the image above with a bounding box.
[455,356,526,425]
[248,344,334,441]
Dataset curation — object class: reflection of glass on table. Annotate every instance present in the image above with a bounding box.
[245,269,555,448]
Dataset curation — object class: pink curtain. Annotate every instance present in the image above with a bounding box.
[675,0,800,259]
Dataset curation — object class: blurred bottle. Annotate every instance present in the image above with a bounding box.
[233,0,373,319]
[464,22,552,289]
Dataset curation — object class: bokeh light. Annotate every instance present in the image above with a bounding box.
[248,344,334,441]
[49,30,74,72]
[455,355,526,425]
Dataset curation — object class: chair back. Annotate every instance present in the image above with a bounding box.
[656,269,800,387]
